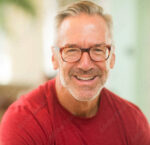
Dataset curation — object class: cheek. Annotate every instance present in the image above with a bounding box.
[59,62,73,76]
[96,62,108,71]
[98,59,113,71]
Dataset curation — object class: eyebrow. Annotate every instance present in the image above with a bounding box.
[63,44,79,48]
[63,42,106,48]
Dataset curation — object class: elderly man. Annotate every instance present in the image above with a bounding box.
[0,1,150,145]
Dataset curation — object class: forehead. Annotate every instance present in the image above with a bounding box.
[57,14,110,47]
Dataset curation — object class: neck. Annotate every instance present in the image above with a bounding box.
[55,76,100,118]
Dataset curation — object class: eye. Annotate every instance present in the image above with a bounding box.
[93,48,103,52]
[67,48,78,52]
[64,47,80,54]
[92,47,105,54]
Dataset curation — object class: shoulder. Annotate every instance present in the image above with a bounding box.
[102,88,148,120]
[102,88,150,145]
[0,79,56,145]
[102,88,140,112]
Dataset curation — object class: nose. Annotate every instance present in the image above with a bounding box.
[77,52,94,71]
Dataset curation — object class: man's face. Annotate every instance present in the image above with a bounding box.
[53,14,115,101]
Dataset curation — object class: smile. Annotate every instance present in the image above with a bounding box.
[75,75,96,81]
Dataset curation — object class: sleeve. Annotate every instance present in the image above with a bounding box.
[0,100,54,145]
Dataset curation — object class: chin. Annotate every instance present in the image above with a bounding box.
[68,87,103,102]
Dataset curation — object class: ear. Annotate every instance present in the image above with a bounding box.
[51,47,59,70]
[110,53,115,69]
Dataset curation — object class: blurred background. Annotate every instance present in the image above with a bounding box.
[0,0,150,121]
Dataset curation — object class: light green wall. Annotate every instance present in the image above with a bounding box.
[136,0,150,121]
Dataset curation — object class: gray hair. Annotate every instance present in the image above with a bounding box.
[54,0,113,45]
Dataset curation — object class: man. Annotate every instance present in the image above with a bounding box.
[0,1,150,145]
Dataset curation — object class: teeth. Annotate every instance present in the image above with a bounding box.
[76,76,95,81]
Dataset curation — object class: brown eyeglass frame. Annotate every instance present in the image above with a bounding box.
[57,44,111,63]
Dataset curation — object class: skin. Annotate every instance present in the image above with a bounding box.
[52,13,115,118]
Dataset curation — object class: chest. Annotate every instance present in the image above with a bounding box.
[52,116,128,145]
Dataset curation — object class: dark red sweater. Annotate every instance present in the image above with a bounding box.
[0,79,150,145]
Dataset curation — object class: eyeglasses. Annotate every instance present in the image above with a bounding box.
[56,43,111,63]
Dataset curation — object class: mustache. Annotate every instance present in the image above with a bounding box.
[69,68,102,76]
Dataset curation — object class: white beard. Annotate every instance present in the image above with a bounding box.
[59,69,106,102]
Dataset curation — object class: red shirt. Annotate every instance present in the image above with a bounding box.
[0,79,150,145]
